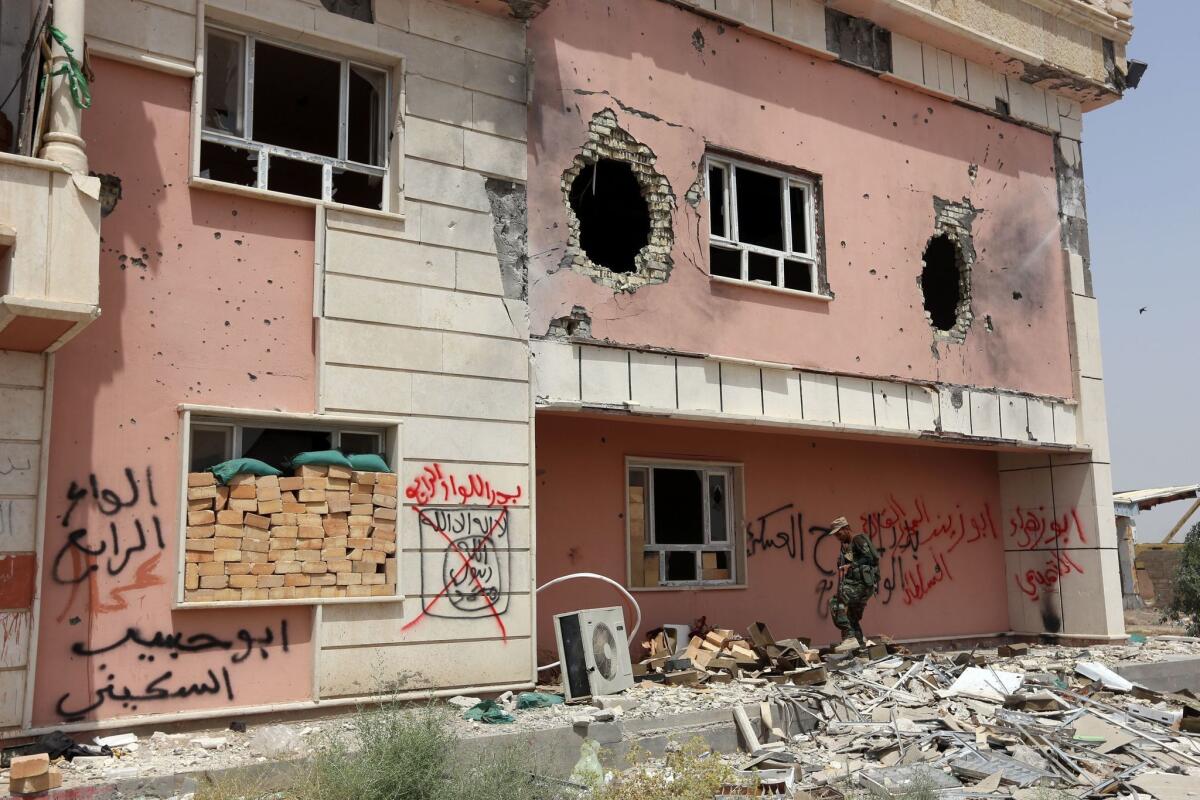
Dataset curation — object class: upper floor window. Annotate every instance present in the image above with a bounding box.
[190,418,386,473]
[201,26,389,210]
[706,155,820,295]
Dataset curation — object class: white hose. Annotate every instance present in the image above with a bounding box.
[534,571,643,672]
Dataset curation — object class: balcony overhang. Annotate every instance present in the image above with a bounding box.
[0,296,100,353]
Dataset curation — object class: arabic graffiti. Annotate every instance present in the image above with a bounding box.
[0,456,32,477]
[1008,506,1088,550]
[51,467,165,620]
[746,496,1001,617]
[402,467,523,641]
[55,621,288,720]
[1014,551,1086,602]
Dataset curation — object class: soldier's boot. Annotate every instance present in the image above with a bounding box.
[833,636,859,653]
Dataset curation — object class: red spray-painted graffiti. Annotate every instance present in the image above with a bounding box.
[1008,507,1088,550]
[401,465,523,641]
[1013,550,1086,602]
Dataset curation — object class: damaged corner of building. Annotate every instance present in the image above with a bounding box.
[920,197,980,344]
[485,177,530,302]
[825,8,892,72]
[545,305,593,340]
[560,109,675,293]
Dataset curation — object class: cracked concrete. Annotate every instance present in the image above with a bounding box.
[485,178,530,302]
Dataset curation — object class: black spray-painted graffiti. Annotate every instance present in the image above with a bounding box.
[52,467,165,619]
[415,508,511,619]
[55,621,289,719]
[0,457,32,477]
[746,496,999,618]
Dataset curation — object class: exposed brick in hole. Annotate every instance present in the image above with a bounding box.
[559,109,675,293]
[545,305,593,340]
[919,196,980,343]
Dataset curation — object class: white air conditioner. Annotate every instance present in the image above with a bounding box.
[553,606,634,702]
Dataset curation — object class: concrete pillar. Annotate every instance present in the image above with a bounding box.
[37,0,88,172]
[1116,516,1143,608]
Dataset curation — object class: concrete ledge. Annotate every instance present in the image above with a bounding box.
[1115,658,1200,694]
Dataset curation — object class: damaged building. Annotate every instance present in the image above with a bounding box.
[0,0,1135,738]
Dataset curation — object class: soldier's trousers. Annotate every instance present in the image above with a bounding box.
[830,587,869,644]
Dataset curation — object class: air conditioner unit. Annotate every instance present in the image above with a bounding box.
[553,606,634,702]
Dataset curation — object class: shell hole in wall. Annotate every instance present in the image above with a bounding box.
[567,158,650,274]
[920,233,964,332]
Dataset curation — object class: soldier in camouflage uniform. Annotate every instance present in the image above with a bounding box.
[828,516,880,652]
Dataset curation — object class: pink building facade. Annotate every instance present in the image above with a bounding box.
[0,0,1133,735]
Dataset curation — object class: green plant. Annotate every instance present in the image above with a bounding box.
[1166,521,1200,635]
[588,738,741,800]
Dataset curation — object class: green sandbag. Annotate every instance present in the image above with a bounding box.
[347,453,391,473]
[516,692,564,709]
[462,700,514,724]
[208,458,283,485]
[289,449,354,468]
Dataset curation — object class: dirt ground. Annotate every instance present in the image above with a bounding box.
[1124,605,1189,635]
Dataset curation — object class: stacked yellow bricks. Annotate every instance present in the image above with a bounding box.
[182,465,398,601]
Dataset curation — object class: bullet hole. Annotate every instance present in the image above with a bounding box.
[1012,291,1023,300]
[567,159,650,274]
[214,232,222,240]
[920,234,965,332]
[248,373,258,381]
[691,28,705,53]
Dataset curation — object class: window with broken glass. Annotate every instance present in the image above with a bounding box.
[200,27,390,210]
[706,155,820,295]
[627,462,739,588]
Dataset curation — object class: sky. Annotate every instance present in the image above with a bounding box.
[1086,4,1199,541]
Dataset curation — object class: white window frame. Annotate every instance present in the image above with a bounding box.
[195,23,399,213]
[188,418,386,471]
[626,458,744,589]
[175,405,403,609]
[706,155,822,298]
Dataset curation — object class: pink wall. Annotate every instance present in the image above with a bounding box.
[33,59,317,725]
[534,414,1009,660]
[528,0,1073,400]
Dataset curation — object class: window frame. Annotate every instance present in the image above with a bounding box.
[175,405,403,608]
[626,457,745,590]
[196,23,395,212]
[705,154,823,298]
[187,418,387,471]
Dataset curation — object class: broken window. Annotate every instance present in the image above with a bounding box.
[568,159,651,273]
[188,418,384,473]
[628,462,739,588]
[920,233,965,332]
[200,26,389,210]
[319,0,373,23]
[707,156,819,295]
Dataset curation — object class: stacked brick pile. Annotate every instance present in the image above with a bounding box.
[183,465,398,601]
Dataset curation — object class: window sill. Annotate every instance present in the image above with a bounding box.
[711,275,832,302]
[629,583,747,593]
[189,176,405,222]
[174,595,401,610]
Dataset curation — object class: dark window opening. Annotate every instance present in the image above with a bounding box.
[252,42,340,158]
[734,168,784,250]
[199,141,257,187]
[921,233,963,332]
[339,432,382,456]
[708,166,726,236]
[784,260,814,293]
[652,468,704,545]
[789,185,809,253]
[203,31,244,136]
[190,426,232,472]
[666,551,698,582]
[568,159,650,273]
[825,8,892,72]
[710,245,740,279]
[748,252,776,284]
[332,169,383,210]
[348,65,386,166]
[319,0,373,23]
[268,157,323,199]
[242,427,331,470]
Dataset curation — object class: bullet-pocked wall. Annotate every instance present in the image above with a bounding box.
[534,414,1014,654]
[527,0,1074,401]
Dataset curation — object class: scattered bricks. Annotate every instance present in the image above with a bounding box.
[10,753,50,780]
[242,525,270,541]
[324,536,348,549]
[298,464,329,478]
[188,510,216,525]
[348,549,364,561]
[274,561,302,574]
[322,548,348,560]
[187,525,216,539]
[230,483,258,500]
[215,589,241,601]
[282,502,306,514]
[279,476,304,491]
[258,499,284,514]
[362,573,386,585]
[186,539,216,552]
[10,766,62,794]
[268,588,292,600]
[217,509,244,525]
[349,526,372,540]
[271,526,299,540]
[302,476,326,491]
[187,589,216,602]
[270,538,299,551]
[373,528,397,543]
[328,465,353,480]
[188,472,217,488]
[373,494,398,509]
[310,573,337,586]
[250,563,276,575]
[268,549,297,562]
[337,572,363,586]
[326,478,351,491]
[328,492,351,513]
[298,526,325,539]
[197,561,225,577]
[327,559,352,573]
[188,485,218,500]
[385,558,397,584]
[377,540,397,555]
[185,563,200,590]
[213,549,242,562]
[320,587,340,598]
[348,515,373,527]
[297,513,323,527]
[284,573,312,587]
[245,513,271,530]
[225,562,253,575]
[200,575,229,589]
[257,474,279,488]
[229,574,258,589]
[241,588,269,601]
[228,498,259,512]
[302,562,329,574]
[239,551,265,565]
[230,474,257,487]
